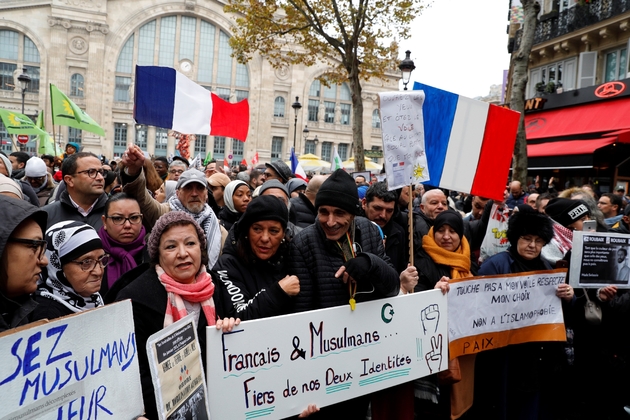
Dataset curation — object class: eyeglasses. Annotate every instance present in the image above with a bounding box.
[70,254,110,271]
[8,238,47,260]
[74,168,106,179]
[169,169,185,175]
[106,214,143,225]
[519,236,546,247]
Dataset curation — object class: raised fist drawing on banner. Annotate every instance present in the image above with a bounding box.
[420,303,440,335]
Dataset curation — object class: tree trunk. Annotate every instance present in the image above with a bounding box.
[348,63,365,172]
[509,0,539,185]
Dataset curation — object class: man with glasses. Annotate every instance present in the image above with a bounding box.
[43,152,109,230]
[263,161,293,184]
[168,160,187,181]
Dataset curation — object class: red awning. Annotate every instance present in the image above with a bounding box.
[525,98,630,140]
[527,137,619,157]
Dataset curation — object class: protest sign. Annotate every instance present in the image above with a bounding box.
[206,290,447,419]
[448,270,567,359]
[0,301,142,420]
[147,315,210,420]
[570,231,630,288]
[378,91,430,190]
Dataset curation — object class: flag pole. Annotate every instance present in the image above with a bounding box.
[408,184,414,268]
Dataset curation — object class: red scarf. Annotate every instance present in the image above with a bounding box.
[156,265,216,327]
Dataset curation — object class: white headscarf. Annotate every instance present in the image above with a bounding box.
[223,180,248,213]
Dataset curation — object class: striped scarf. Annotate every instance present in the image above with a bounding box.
[155,265,216,327]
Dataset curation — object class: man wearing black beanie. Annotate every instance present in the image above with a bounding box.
[288,169,400,418]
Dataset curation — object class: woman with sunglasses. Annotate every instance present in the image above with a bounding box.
[98,193,147,298]
[0,196,49,332]
[31,220,108,321]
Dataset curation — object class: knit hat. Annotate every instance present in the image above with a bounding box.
[66,142,80,153]
[357,185,369,200]
[176,168,207,189]
[265,161,292,183]
[0,153,12,177]
[259,179,289,199]
[506,209,554,248]
[25,157,48,178]
[45,221,102,266]
[208,173,231,188]
[433,210,464,240]
[315,169,360,215]
[544,198,590,228]
[148,211,206,261]
[236,195,289,238]
[0,174,23,199]
[286,178,307,195]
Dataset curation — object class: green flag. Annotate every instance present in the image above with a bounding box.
[50,84,105,136]
[0,108,47,136]
[331,145,343,171]
[36,111,56,156]
[203,151,213,166]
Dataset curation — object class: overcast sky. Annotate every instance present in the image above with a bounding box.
[398,0,511,99]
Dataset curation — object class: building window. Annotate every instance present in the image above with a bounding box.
[113,123,127,156]
[115,16,249,105]
[68,127,82,145]
[135,126,147,150]
[271,136,283,160]
[371,146,381,164]
[274,97,285,117]
[195,135,207,157]
[155,128,167,156]
[372,109,381,128]
[115,76,131,102]
[0,119,11,154]
[232,139,244,162]
[529,57,577,97]
[338,143,348,161]
[70,74,84,97]
[308,99,319,122]
[321,142,332,162]
[213,136,225,161]
[304,140,316,155]
[605,47,627,82]
[308,79,352,125]
[0,30,40,93]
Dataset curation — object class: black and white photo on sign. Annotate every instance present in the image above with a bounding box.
[351,171,371,185]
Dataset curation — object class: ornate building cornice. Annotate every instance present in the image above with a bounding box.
[48,16,109,34]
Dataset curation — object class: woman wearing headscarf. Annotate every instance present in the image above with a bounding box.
[214,195,298,321]
[0,196,48,332]
[413,210,477,420]
[218,180,252,231]
[98,193,147,297]
[114,211,237,420]
[154,180,177,204]
[32,221,107,321]
[475,207,573,420]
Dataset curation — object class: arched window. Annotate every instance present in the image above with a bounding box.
[0,30,40,92]
[70,74,84,97]
[307,80,352,125]
[114,16,249,104]
[372,109,381,128]
[274,96,285,117]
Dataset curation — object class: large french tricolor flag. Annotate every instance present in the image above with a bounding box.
[134,66,250,142]
[413,82,520,201]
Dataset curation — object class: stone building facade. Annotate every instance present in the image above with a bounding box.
[0,0,399,165]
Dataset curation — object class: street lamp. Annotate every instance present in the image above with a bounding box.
[302,125,310,140]
[17,68,31,151]
[398,50,416,91]
[291,96,302,150]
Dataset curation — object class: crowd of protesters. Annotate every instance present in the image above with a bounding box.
[2,141,630,419]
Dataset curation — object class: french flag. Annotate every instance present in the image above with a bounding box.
[413,82,520,201]
[134,66,250,142]
[290,148,308,182]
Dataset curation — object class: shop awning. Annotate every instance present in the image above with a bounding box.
[525,98,630,140]
[527,137,618,157]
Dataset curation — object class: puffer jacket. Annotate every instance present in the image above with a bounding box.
[289,193,316,228]
[42,189,108,230]
[0,196,48,332]
[213,222,293,321]
[289,216,399,312]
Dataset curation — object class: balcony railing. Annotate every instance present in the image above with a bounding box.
[513,0,630,49]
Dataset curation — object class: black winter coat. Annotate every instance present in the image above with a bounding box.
[218,206,242,232]
[289,194,316,228]
[114,268,225,420]
[31,295,74,321]
[289,216,399,312]
[213,225,293,321]
[42,190,108,230]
